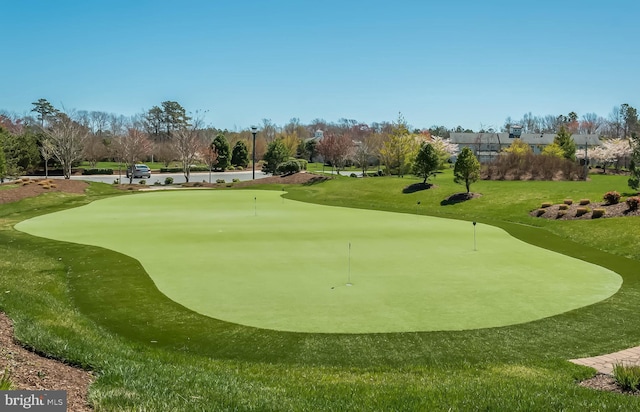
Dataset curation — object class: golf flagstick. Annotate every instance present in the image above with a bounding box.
[347,242,352,286]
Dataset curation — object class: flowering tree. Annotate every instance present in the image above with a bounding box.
[430,136,459,168]
[578,139,632,172]
[317,133,353,173]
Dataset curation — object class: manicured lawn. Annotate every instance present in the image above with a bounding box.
[2,172,640,410]
[16,190,620,333]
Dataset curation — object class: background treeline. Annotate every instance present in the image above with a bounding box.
[0,99,638,183]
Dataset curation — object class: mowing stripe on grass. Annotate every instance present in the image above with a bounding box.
[16,190,621,333]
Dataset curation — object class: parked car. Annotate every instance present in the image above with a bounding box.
[126,164,151,179]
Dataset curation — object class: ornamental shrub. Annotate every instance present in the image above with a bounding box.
[626,196,640,211]
[276,160,301,175]
[603,191,621,205]
[216,179,225,184]
[576,207,589,217]
[296,159,308,170]
[613,364,640,391]
[559,204,568,210]
[579,199,590,205]
[592,208,605,218]
[541,202,552,208]
[563,199,573,205]
[535,209,546,217]
[164,176,174,185]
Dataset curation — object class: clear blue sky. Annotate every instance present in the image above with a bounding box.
[2,0,638,131]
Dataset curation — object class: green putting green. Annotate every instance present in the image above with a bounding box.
[16,190,621,333]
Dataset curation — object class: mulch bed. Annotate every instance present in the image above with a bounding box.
[0,178,88,204]
[579,373,640,396]
[0,313,93,411]
[531,200,640,220]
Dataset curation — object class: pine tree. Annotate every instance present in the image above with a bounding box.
[0,141,6,182]
[262,139,290,174]
[554,125,576,160]
[211,133,230,171]
[231,140,249,168]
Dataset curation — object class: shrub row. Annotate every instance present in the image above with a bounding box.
[82,168,113,175]
[159,166,245,173]
[483,152,586,181]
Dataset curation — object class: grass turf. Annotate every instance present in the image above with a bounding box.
[15,190,620,333]
[3,173,640,409]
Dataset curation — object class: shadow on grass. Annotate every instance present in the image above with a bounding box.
[303,176,330,186]
[440,192,478,206]
[402,183,433,194]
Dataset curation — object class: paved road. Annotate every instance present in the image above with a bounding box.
[28,170,269,185]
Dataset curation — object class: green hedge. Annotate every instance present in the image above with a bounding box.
[82,168,114,175]
[276,160,301,175]
[159,166,211,173]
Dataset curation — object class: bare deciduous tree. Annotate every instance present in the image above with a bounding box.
[154,140,176,167]
[112,127,153,184]
[40,112,90,179]
[174,118,206,183]
[83,136,109,168]
[39,139,54,179]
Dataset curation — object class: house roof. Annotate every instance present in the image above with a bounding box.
[449,133,601,146]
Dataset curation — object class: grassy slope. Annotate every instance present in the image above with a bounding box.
[1,173,640,410]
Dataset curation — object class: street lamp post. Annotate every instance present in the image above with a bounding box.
[251,126,258,180]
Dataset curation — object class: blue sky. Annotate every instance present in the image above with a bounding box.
[2,0,638,131]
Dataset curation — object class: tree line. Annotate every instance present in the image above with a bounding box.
[1,99,638,188]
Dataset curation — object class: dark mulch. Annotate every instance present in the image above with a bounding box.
[531,200,640,220]
[0,313,93,411]
[579,373,640,396]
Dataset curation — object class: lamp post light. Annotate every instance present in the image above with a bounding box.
[584,139,589,181]
[251,126,258,180]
